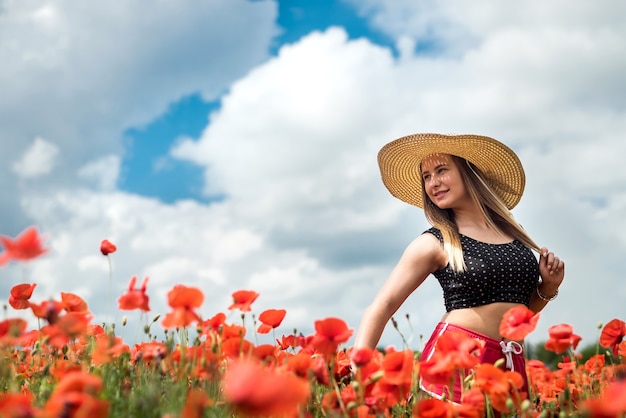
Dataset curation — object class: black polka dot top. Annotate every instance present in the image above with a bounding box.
[424,227,540,312]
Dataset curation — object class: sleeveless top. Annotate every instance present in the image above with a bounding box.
[424,227,540,312]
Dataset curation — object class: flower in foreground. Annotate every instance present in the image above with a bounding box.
[61,292,89,313]
[309,317,353,355]
[472,363,525,413]
[228,290,260,312]
[413,398,454,418]
[0,318,28,345]
[8,283,37,310]
[499,305,539,341]
[0,392,39,418]
[118,276,151,312]
[44,371,109,418]
[29,299,64,325]
[599,318,626,356]
[100,239,117,256]
[545,323,582,353]
[0,226,48,266]
[257,309,287,334]
[223,358,310,417]
[420,330,484,385]
[582,380,626,417]
[162,285,204,328]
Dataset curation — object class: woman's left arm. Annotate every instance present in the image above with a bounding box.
[529,247,565,313]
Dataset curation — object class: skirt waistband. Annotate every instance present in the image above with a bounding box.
[433,322,524,351]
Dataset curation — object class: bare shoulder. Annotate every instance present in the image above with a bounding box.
[400,232,447,273]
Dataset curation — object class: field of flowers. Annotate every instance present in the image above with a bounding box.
[1,226,625,417]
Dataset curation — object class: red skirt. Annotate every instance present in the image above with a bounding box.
[419,322,529,403]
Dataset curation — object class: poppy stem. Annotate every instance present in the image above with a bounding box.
[107,255,113,331]
[391,316,410,350]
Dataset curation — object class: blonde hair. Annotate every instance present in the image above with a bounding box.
[421,155,540,272]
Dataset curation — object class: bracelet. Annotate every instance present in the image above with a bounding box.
[536,286,559,302]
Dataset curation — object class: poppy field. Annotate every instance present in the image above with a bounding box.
[1,226,625,417]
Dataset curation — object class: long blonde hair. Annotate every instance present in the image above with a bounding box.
[421,155,540,272]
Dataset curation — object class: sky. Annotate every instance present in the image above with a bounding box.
[1,0,625,350]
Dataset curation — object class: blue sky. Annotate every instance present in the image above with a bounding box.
[1,0,625,349]
[118,0,397,204]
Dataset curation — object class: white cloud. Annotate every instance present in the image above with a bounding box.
[78,155,120,191]
[0,0,278,234]
[12,137,60,179]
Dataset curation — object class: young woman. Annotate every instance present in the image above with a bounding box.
[354,133,564,403]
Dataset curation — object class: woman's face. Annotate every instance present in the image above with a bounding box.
[420,154,469,209]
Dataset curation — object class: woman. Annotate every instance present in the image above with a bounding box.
[354,133,564,403]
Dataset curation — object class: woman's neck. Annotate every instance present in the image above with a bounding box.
[452,207,509,242]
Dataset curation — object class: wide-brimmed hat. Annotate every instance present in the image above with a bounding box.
[377,133,525,209]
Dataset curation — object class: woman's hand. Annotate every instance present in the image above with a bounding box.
[538,247,564,295]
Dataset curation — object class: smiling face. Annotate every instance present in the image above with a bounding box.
[420,153,470,209]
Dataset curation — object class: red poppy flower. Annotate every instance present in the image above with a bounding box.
[223,359,310,417]
[499,305,540,341]
[434,330,484,369]
[221,323,247,339]
[257,309,287,334]
[277,334,297,350]
[90,333,130,366]
[420,330,484,385]
[349,346,375,368]
[583,380,626,417]
[460,387,486,417]
[42,312,92,348]
[132,341,168,364]
[287,352,314,378]
[100,239,116,256]
[221,336,254,359]
[253,344,278,362]
[309,317,354,355]
[599,318,626,356]
[29,299,64,324]
[54,371,104,395]
[45,372,108,418]
[181,389,213,418]
[201,312,227,335]
[228,290,260,312]
[60,292,89,313]
[311,356,330,386]
[0,226,48,266]
[545,324,582,353]
[381,349,414,386]
[0,392,38,418]
[412,398,454,418]
[472,363,512,413]
[8,283,37,310]
[117,276,150,312]
[0,318,28,345]
[161,285,203,328]
[322,385,358,414]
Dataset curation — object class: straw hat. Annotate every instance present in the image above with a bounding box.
[377,133,525,209]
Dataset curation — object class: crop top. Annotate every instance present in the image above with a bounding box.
[424,227,540,312]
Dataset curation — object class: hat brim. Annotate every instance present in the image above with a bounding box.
[378,133,525,209]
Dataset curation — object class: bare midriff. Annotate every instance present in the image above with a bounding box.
[440,302,524,341]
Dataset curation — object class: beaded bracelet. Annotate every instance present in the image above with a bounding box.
[536,286,559,302]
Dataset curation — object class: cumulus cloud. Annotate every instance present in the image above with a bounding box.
[0,0,277,233]
[78,155,121,191]
[12,137,60,179]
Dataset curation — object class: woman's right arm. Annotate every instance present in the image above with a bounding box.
[353,233,446,350]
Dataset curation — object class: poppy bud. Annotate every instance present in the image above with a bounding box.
[100,239,117,255]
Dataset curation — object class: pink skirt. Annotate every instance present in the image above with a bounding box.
[419,322,529,403]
